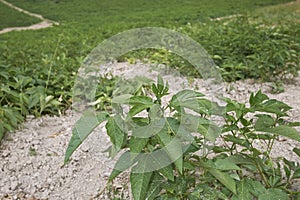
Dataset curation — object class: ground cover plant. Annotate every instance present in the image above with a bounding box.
[0,1,40,30]
[4,0,293,25]
[65,76,300,199]
[0,0,299,142]
[128,16,300,83]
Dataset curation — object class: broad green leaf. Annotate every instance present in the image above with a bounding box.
[64,111,109,163]
[109,151,138,181]
[249,90,268,108]
[181,114,221,142]
[112,76,152,96]
[222,97,242,112]
[129,96,154,106]
[126,117,148,129]
[181,99,211,115]
[288,122,300,127]
[105,115,127,152]
[171,90,223,115]
[258,188,289,200]
[149,104,163,120]
[254,114,275,130]
[145,172,164,200]
[129,104,150,116]
[158,129,183,174]
[129,136,149,153]
[208,168,236,194]
[231,179,257,200]
[111,94,132,104]
[247,179,266,197]
[132,118,165,138]
[256,99,291,116]
[132,149,172,173]
[157,75,164,92]
[224,135,251,148]
[170,89,204,111]
[158,164,174,181]
[2,123,13,132]
[293,147,300,158]
[212,146,229,153]
[152,83,159,97]
[222,124,239,132]
[4,109,18,127]
[226,155,255,166]
[256,125,300,142]
[283,158,296,169]
[171,89,205,103]
[131,163,153,200]
[215,158,241,171]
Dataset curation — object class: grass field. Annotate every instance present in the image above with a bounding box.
[4,0,293,25]
[0,0,299,140]
[0,1,41,30]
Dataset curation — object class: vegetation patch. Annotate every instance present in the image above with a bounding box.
[0,1,41,30]
[66,76,300,199]
[0,0,299,142]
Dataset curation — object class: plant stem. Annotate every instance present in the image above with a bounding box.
[45,33,63,93]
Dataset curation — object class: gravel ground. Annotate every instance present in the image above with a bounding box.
[1,62,300,199]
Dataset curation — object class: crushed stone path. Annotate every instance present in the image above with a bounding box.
[0,0,59,34]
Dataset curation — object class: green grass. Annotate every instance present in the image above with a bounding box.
[254,0,300,23]
[5,0,294,26]
[0,0,299,140]
[0,1,41,30]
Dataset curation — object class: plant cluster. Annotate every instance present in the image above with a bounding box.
[4,0,291,26]
[1,0,299,141]
[123,16,300,85]
[0,36,118,140]
[65,76,300,200]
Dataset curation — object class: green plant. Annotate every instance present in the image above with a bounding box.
[65,76,300,199]
[130,15,300,84]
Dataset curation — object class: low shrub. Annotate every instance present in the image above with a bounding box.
[65,76,300,200]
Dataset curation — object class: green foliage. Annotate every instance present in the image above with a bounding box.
[0,1,41,30]
[65,76,300,199]
[126,16,300,83]
[1,0,298,140]
[5,0,292,25]
[64,111,109,163]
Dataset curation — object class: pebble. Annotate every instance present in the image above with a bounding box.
[31,140,40,145]
[10,181,19,191]
[50,185,55,191]
[103,172,110,177]
[1,150,10,157]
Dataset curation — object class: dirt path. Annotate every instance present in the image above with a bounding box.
[0,62,299,199]
[0,0,58,34]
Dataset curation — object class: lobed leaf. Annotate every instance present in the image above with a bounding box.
[109,151,138,181]
[256,125,300,142]
[131,162,153,200]
[258,188,289,200]
[145,172,165,200]
[105,115,127,152]
[208,168,236,194]
[64,111,109,163]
